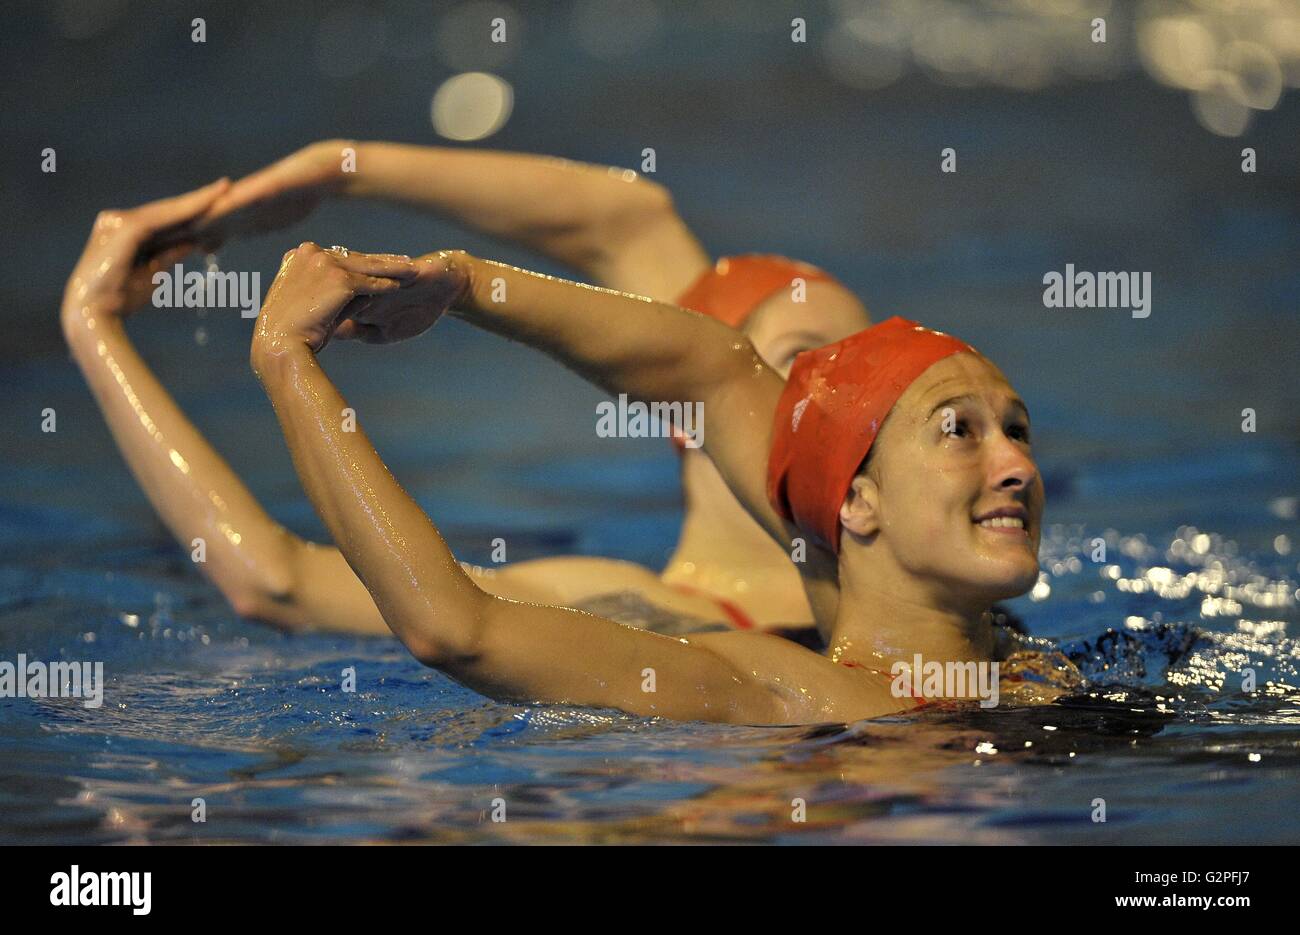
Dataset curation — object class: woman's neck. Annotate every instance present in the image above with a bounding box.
[828,554,997,671]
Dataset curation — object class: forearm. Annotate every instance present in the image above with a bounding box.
[250,339,487,662]
[62,309,298,614]
[245,343,785,719]
[446,251,755,407]
[345,142,679,278]
[442,251,791,545]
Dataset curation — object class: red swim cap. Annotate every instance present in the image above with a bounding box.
[675,254,839,329]
[671,254,842,453]
[766,317,977,553]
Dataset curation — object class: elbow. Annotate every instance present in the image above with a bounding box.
[220,536,304,629]
[403,631,474,671]
[589,178,681,264]
[398,593,494,670]
[225,581,302,632]
[405,637,446,670]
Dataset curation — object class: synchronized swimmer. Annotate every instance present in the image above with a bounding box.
[62,148,1078,725]
[74,142,873,643]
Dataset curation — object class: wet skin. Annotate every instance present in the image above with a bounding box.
[245,245,1054,724]
[846,352,1044,607]
[118,142,875,634]
[61,182,1057,724]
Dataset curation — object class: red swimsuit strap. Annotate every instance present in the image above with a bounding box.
[840,661,931,708]
[669,583,756,630]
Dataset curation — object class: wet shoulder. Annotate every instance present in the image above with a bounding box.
[689,630,907,722]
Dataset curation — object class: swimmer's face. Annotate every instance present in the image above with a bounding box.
[844,352,1043,604]
[745,281,871,378]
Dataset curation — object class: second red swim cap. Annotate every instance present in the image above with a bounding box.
[766,317,977,553]
[669,254,843,453]
[676,254,839,329]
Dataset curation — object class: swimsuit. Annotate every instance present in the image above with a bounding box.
[840,661,934,709]
[669,582,755,630]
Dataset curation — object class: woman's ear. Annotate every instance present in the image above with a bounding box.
[839,471,881,540]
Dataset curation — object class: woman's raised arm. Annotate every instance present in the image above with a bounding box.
[247,243,843,724]
[192,140,709,302]
[59,182,398,635]
[349,251,797,547]
[337,250,844,627]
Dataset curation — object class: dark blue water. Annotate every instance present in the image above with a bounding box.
[2,313,1296,842]
[1,1,1297,844]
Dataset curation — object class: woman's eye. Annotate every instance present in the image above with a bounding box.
[1008,423,1031,442]
[944,420,970,439]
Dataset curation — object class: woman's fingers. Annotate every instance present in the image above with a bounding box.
[323,246,416,280]
[344,272,408,296]
[129,178,232,235]
[268,244,416,320]
[190,166,288,230]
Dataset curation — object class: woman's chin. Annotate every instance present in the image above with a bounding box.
[971,560,1040,602]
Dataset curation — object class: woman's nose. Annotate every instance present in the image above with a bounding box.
[989,435,1037,491]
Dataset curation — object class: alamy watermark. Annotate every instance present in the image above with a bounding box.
[596,393,704,448]
[1042,264,1151,318]
[152,262,261,318]
[0,654,103,709]
[891,653,1000,708]
[50,866,150,915]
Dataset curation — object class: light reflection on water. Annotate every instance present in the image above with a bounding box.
[1,516,1296,844]
[5,0,1297,846]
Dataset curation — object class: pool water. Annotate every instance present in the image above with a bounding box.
[1,318,1297,844]
[3,14,1297,843]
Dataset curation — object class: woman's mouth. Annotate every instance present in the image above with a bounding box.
[973,506,1029,536]
[978,516,1027,534]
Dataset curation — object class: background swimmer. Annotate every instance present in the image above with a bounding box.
[120,141,872,638]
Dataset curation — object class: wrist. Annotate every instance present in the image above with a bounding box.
[292,139,361,199]
[61,299,121,343]
[250,330,314,384]
[433,250,478,316]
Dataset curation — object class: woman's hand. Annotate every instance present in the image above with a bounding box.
[332,250,471,345]
[184,141,353,251]
[252,242,417,359]
[61,178,231,329]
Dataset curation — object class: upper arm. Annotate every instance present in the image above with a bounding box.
[435,596,788,725]
[587,182,713,303]
[695,342,797,547]
[682,342,844,630]
[665,340,837,632]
